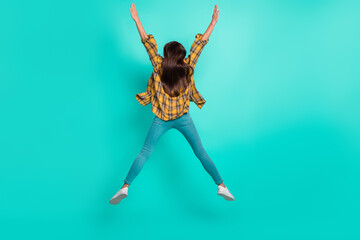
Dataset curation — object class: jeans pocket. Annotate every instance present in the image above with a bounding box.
[179,113,192,125]
[154,116,164,125]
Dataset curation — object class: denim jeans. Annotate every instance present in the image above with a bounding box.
[124,112,223,185]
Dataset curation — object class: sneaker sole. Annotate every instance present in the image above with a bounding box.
[217,192,235,201]
[109,193,127,205]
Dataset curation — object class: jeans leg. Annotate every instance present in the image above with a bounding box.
[124,117,170,185]
[173,116,223,185]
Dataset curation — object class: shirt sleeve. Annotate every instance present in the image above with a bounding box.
[187,33,209,69]
[141,34,163,72]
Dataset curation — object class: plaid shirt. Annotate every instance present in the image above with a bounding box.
[136,33,209,121]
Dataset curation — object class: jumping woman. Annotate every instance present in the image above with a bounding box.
[110,4,234,204]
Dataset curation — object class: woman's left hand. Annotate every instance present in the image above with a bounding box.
[130,3,140,22]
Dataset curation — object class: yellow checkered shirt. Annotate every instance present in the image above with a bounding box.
[136,33,209,121]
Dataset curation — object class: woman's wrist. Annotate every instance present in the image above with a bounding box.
[134,18,141,24]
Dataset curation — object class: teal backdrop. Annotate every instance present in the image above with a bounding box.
[1,0,359,239]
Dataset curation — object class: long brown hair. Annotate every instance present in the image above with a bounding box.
[160,41,194,97]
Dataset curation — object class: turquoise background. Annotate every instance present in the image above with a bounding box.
[1,0,359,239]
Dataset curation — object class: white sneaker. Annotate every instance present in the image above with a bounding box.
[217,185,235,201]
[109,187,128,205]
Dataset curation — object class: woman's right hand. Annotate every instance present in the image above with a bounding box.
[211,5,219,25]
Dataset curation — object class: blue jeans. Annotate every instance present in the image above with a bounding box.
[124,112,223,185]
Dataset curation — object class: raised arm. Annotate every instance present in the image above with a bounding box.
[130,3,162,70]
[187,5,219,68]
[130,3,147,40]
[202,5,219,41]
